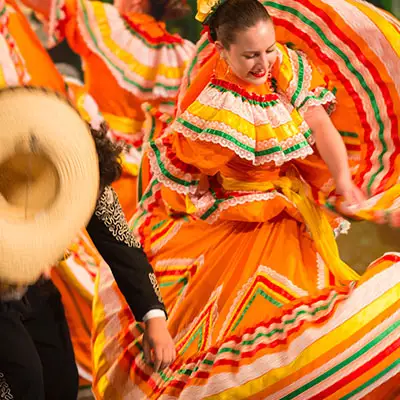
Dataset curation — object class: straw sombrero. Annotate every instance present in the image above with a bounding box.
[0,87,99,285]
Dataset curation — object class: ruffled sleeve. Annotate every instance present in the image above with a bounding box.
[169,75,315,168]
[146,53,236,196]
[274,44,336,116]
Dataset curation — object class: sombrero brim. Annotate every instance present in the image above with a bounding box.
[0,86,99,285]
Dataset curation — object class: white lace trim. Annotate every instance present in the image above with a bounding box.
[196,84,293,128]
[175,114,314,167]
[284,47,336,115]
[298,89,336,116]
[191,191,295,224]
[334,218,351,237]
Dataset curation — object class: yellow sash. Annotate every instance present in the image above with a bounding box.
[218,172,360,282]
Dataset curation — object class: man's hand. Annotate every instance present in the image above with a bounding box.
[142,317,176,371]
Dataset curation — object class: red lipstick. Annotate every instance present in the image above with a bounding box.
[251,70,266,78]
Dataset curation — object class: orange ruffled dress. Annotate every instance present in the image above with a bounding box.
[91,1,400,398]
[22,0,195,218]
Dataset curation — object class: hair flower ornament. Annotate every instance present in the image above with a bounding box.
[195,0,227,24]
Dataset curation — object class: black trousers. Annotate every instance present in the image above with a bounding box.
[0,281,79,400]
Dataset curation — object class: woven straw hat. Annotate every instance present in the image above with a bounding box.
[0,87,99,285]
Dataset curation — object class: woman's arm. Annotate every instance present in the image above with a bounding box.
[304,105,365,204]
[305,106,350,183]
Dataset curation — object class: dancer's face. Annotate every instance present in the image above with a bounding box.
[216,19,277,86]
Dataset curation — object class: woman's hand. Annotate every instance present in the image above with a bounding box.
[142,317,176,371]
[335,175,366,207]
[305,106,366,208]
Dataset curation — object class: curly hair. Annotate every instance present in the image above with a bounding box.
[90,122,123,190]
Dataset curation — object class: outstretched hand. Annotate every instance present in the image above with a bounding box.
[142,317,176,371]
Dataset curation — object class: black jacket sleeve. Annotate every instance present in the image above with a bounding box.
[86,186,166,322]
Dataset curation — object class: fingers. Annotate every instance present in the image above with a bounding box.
[353,187,366,204]
[144,341,176,371]
[142,319,177,372]
[161,344,176,370]
[343,186,366,208]
[343,192,356,208]
[154,343,177,370]
[152,346,163,371]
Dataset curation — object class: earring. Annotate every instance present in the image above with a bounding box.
[267,70,275,92]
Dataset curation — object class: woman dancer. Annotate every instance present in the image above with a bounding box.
[92,0,400,398]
